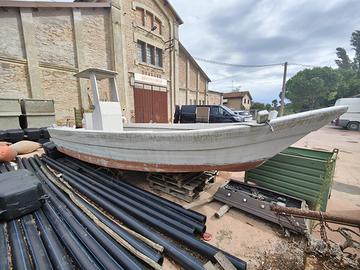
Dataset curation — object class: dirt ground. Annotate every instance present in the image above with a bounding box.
[132,126,359,270]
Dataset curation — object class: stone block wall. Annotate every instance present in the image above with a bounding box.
[0,6,112,125]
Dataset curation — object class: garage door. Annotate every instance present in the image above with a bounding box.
[134,88,168,123]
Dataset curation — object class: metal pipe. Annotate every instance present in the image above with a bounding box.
[7,219,32,270]
[42,203,102,270]
[44,157,196,235]
[44,158,246,270]
[28,158,142,270]
[63,158,206,234]
[271,205,360,227]
[33,210,73,270]
[0,223,10,270]
[21,214,53,270]
[64,157,206,224]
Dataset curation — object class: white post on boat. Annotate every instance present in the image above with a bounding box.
[75,68,123,131]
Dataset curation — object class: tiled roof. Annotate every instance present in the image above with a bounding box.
[223,91,252,100]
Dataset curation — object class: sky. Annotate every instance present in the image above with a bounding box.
[22,0,360,103]
[169,0,360,103]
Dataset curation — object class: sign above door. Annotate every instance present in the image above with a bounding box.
[134,73,167,87]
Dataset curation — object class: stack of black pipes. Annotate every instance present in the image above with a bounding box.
[22,156,164,270]
[0,161,73,270]
[41,155,247,270]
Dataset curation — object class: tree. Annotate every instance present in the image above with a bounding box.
[335,30,360,74]
[285,67,340,112]
[335,47,352,70]
[351,30,360,74]
[286,30,360,112]
[251,102,272,111]
[271,99,278,109]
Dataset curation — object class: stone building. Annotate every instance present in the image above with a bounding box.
[223,91,253,110]
[207,90,223,105]
[0,0,210,124]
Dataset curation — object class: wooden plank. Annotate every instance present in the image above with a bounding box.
[203,261,217,270]
[215,204,231,218]
[214,252,237,270]
[184,196,213,209]
[149,182,199,202]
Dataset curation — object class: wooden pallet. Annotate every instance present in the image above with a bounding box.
[147,172,202,188]
[148,177,205,196]
[147,171,217,202]
[148,181,200,202]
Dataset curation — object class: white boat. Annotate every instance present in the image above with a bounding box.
[48,69,347,173]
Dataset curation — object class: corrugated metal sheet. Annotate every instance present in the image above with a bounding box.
[245,147,338,211]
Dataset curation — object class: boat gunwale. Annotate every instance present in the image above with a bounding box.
[48,106,348,137]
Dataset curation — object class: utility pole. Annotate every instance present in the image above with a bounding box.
[279,61,288,116]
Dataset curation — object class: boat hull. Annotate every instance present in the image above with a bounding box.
[57,146,265,172]
[49,106,347,173]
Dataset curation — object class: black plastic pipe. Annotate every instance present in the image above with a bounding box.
[28,158,142,270]
[33,210,73,270]
[42,203,102,270]
[34,156,163,265]
[43,156,247,269]
[21,214,53,270]
[44,193,125,270]
[64,157,206,224]
[21,158,101,270]
[22,158,101,270]
[60,172,246,269]
[43,160,205,270]
[8,219,32,270]
[44,157,196,235]
[0,164,7,173]
[62,159,206,234]
[80,196,164,265]
[32,165,143,270]
[0,223,10,270]
[46,161,246,270]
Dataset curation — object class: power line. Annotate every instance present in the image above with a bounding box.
[288,62,317,68]
[194,57,317,68]
[194,57,283,68]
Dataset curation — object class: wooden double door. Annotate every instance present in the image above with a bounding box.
[134,88,168,123]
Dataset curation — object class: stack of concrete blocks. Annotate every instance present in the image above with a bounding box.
[20,99,55,128]
[0,99,22,129]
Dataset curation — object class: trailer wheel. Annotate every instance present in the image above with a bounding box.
[347,121,359,131]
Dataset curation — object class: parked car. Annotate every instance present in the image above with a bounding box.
[232,110,253,121]
[174,105,243,123]
[333,98,360,130]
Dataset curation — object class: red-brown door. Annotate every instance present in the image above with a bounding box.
[134,88,168,123]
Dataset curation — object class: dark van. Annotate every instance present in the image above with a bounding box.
[174,105,243,123]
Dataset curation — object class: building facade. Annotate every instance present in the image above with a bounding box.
[0,0,210,124]
[207,90,223,105]
[223,91,252,110]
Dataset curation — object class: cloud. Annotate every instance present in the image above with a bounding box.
[170,0,360,103]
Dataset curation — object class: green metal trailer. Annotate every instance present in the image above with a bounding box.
[245,147,338,211]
